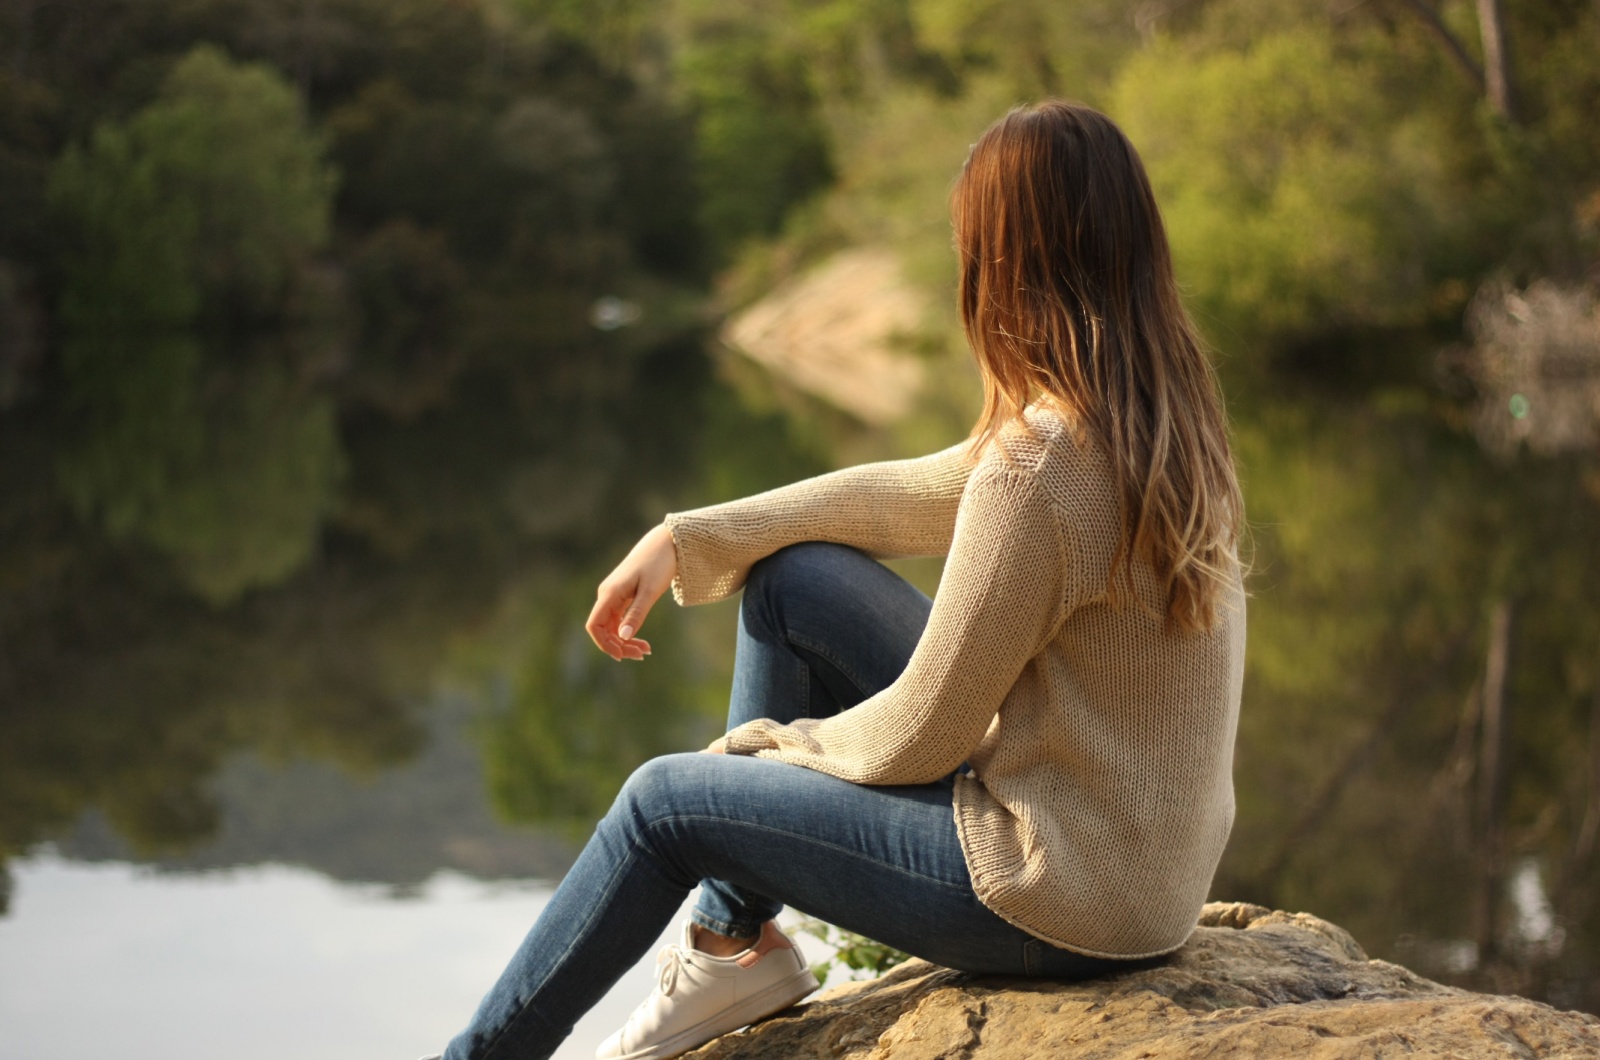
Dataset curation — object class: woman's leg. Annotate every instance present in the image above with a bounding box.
[443,545,936,1059]
[728,541,934,728]
[694,542,934,939]
[442,752,1128,1060]
[439,543,1126,1058]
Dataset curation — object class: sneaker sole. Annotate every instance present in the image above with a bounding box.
[610,967,818,1060]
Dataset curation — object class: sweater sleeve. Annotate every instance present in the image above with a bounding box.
[720,462,1072,785]
[662,441,974,606]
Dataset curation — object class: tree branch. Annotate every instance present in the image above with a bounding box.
[1391,0,1486,91]
[1253,628,1473,896]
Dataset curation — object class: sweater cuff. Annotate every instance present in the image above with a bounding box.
[662,511,747,606]
[723,717,827,757]
[721,719,781,755]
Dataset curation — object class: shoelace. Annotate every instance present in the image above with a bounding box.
[654,942,687,996]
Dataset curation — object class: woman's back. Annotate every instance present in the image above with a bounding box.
[954,404,1245,958]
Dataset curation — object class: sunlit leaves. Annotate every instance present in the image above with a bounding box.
[1112,29,1449,347]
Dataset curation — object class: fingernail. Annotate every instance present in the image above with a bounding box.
[619,625,634,640]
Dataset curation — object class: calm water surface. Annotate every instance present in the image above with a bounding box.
[0,854,836,1060]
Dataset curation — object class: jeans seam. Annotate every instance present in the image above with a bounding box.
[690,908,763,940]
[475,830,647,1060]
[478,1003,561,1060]
[785,631,873,701]
[796,647,813,721]
[639,814,972,893]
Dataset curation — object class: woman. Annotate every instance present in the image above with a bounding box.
[429,98,1246,1060]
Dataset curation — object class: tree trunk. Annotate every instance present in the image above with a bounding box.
[1573,676,1600,867]
[1390,0,1519,124]
[1474,599,1513,963]
[1475,0,1519,122]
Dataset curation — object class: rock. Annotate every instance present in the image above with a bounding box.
[721,248,926,425]
[685,902,1600,1058]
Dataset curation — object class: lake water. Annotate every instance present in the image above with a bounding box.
[0,672,846,1060]
[0,856,843,1060]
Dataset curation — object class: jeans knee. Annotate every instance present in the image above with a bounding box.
[606,753,715,887]
[743,542,863,633]
[748,541,855,586]
[611,753,699,835]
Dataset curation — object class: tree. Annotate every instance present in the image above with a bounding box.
[1109,26,1473,361]
[48,44,342,603]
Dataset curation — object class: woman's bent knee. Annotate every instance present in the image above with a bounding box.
[742,542,877,632]
[610,752,724,837]
[746,542,869,596]
[606,753,739,888]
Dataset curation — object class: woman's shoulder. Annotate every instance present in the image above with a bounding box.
[980,401,1111,483]
[970,404,1118,539]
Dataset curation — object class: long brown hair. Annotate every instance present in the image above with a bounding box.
[951,99,1242,633]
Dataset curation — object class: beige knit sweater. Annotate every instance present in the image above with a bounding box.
[662,404,1246,959]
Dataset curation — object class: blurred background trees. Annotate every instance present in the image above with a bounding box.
[1,0,1597,1010]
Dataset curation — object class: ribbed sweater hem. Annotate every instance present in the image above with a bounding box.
[951,775,1194,961]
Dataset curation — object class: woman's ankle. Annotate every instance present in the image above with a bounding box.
[691,922,761,958]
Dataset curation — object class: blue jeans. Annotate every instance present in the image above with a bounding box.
[444,543,1140,1059]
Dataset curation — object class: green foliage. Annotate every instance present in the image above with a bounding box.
[678,27,834,255]
[342,220,466,414]
[476,386,828,831]
[48,44,334,329]
[792,917,910,983]
[0,0,721,892]
[477,577,725,832]
[911,0,1136,97]
[136,366,342,602]
[1111,29,1461,349]
[45,46,343,603]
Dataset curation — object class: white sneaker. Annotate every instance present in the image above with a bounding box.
[596,920,817,1060]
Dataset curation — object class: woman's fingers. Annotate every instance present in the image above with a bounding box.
[617,595,653,641]
[586,580,660,661]
[588,524,678,661]
[585,589,626,659]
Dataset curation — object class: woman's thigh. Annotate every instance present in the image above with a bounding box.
[732,543,934,727]
[621,752,1121,979]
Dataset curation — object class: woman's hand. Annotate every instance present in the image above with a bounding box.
[586,524,678,661]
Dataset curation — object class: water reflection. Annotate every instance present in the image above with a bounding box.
[1217,397,1600,1012]
[0,307,828,899]
[55,694,577,888]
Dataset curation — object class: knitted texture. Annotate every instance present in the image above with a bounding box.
[663,404,1246,959]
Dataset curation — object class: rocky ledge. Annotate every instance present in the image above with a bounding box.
[687,902,1600,1058]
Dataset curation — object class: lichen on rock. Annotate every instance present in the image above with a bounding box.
[684,902,1600,1058]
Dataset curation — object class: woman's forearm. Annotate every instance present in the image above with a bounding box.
[664,441,975,606]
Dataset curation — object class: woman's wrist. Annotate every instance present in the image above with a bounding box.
[651,522,679,578]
